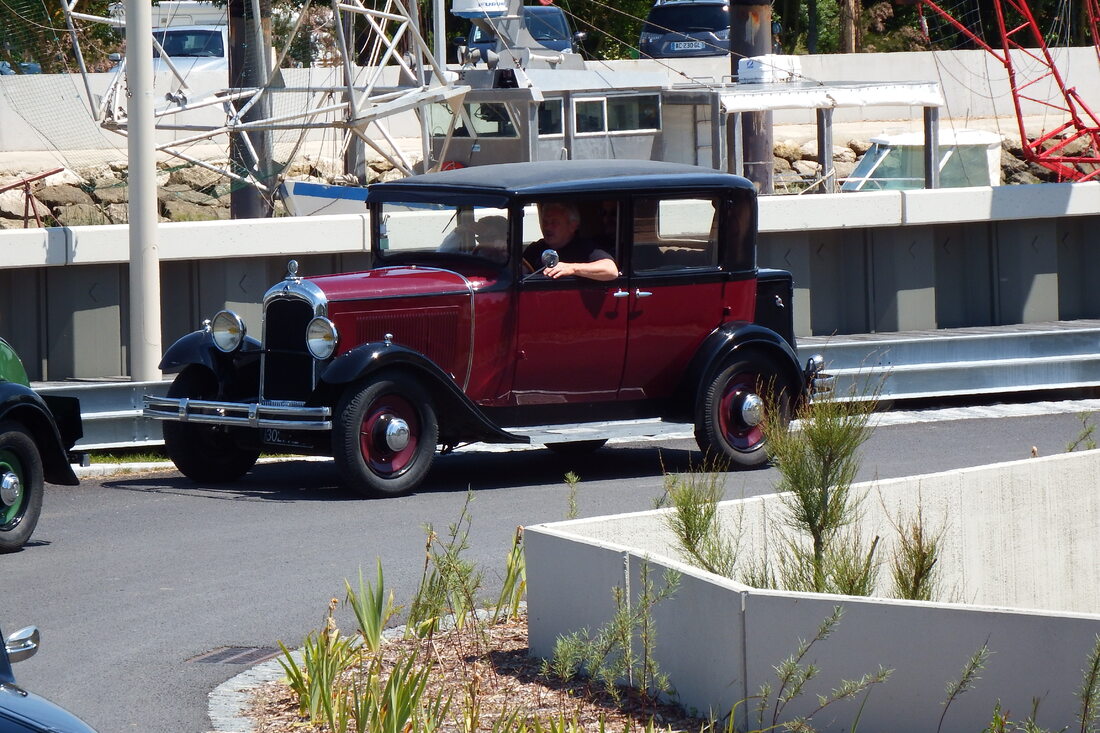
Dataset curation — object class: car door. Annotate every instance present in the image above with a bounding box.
[619,194,744,400]
[511,200,628,405]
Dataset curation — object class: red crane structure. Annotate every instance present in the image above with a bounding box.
[915,0,1100,181]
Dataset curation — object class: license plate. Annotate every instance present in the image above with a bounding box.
[672,40,705,50]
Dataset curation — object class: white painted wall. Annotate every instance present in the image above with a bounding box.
[3,178,1093,269]
[3,47,1098,154]
[525,450,1100,733]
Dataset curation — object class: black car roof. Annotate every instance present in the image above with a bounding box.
[368,160,755,199]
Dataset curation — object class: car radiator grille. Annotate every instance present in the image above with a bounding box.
[262,298,315,402]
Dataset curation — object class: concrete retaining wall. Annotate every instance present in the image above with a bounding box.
[2,178,1099,379]
[525,450,1100,732]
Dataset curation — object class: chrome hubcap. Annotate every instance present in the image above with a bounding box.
[383,417,411,452]
[0,471,22,507]
[739,393,764,427]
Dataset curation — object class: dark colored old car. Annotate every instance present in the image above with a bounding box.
[1,625,99,732]
[0,339,82,553]
[144,160,825,496]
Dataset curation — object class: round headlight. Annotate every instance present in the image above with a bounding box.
[210,310,246,353]
[306,317,338,360]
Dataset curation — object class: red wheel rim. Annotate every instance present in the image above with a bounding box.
[717,372,764,451]
[359,394,420,477]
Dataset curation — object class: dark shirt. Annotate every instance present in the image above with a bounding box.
[522,234,615,272]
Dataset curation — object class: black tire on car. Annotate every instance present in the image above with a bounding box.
[163,365,260,483]
[545,439,608,456]
[333,372,438,497]
[695,353,793,468]
[0,421,44,553]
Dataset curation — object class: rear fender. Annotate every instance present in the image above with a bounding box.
[319,343,526,445]
[0,383,80,486]
[675,322,805,421]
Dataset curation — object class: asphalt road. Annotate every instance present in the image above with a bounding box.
[2,403,1096,732]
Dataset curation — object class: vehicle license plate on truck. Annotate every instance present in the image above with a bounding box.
[672,40,705,50]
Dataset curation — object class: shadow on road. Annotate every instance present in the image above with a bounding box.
[96,441,748,502]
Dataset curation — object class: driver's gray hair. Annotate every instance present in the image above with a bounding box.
[540,201,580,224]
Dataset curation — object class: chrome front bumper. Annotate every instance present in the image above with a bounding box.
[804,354,835,400]
[143,396,332,430]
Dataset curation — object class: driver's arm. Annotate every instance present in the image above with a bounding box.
[544,258,619,281]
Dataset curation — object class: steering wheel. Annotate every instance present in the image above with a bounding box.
[522,258,535,274]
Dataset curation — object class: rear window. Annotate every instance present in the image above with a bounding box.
[643,4,730,34]
[155,28,224,58]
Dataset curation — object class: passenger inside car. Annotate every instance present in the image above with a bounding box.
[473,215,509,263]
[522,201,618,281]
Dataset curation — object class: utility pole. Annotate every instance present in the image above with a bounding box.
[228,0,274,218]
[125,0,162,381]
[731,0,773,194]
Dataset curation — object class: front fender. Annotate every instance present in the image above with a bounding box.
[674,322,806,421]
[0,383,80,486]
[319,343,526,445]
[159,331,263,405]
[159,330,262,383]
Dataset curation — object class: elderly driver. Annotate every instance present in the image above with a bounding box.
[522,202,618,281]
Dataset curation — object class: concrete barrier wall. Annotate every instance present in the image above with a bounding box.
[2,179,1099,379]
[526,450,1100,732]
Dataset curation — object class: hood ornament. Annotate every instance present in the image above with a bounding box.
[286,259,300,280]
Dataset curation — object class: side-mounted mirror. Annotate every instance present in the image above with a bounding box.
[523,249,559,281]
[5,626,40,664]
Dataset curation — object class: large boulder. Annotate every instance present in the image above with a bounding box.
[162,198,228,221]
[168,164,225,191]
[773,139,803,163]
[91,183,128,205]
[0,189,50,221]
[54,203,111,227]
[36,184,94,208]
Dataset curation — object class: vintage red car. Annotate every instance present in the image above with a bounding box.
[144,160,826,496]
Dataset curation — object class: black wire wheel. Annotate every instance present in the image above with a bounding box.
[695,353,793,468]
[163,366,260,483]
[333,372,439,497]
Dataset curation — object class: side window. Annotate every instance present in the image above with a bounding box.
[631,197,720,273]
[519,199,618,272]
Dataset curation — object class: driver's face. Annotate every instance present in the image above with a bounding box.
[538,204,578,248]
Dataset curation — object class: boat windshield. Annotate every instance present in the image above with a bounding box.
[378,202,511,266]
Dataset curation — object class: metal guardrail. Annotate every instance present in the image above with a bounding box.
[33,321,1100,452]
[797,321,1100,401]
[35,379,170,451]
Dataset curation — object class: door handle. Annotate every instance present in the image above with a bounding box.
[612,289,630,298]
[634,289,653,298]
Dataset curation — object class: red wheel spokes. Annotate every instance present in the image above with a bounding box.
[359,394,420,476]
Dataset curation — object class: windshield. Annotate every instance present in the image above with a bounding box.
[378,203,511,265]
[154,28,224,58]
[644,4,729,33]
[469,8,569,43]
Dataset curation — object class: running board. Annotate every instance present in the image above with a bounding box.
[507,418,695,446]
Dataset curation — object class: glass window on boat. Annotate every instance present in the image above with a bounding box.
[608,94,661,132]
[574,98,606,134]
[538,99,564,136]
[426,102,519,138]
[378,202,511,264]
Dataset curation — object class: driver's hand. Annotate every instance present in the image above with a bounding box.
[544,262,574,279]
